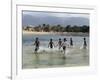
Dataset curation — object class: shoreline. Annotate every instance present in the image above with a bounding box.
[22,31,89,36]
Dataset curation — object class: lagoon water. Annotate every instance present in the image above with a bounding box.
[22,33,89,69]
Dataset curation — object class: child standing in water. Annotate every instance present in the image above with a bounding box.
[48,38,55,49]
[70,37,73,47]
[57,38,62,50]
[62,38,68,54]
[33,37,40,52]
[83,37,87,49]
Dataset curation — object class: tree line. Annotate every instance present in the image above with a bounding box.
[23,24,89,33]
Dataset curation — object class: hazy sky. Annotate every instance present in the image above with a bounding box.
[22,11,89,27]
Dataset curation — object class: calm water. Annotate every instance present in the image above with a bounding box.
[22,34,89,69]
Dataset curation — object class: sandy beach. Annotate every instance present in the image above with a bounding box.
[23,30,53,35]
[23,30,89,36]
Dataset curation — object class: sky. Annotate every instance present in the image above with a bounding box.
[22,11,89,27]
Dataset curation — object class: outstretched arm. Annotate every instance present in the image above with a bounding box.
[32,42,35,46]
[56,42,59,47]
[48,43,50,48]
[53,42,56,47]
[61,43,63,47]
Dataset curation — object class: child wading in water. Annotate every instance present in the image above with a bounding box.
[48,38,55,49]
[57,38,62,50]
[70,37,73,47]
[33,37,40,53]
[62,38,68,54]
[83,37,87,49]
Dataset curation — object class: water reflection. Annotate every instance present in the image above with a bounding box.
[34,53,40,68]
[32,51,67,68]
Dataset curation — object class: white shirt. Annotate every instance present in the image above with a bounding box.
[62,41,68,47]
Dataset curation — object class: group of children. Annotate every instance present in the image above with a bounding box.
[33,37,87,54]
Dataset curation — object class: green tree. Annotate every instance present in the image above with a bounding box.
[65,25,71,32]
[81,25,89,33]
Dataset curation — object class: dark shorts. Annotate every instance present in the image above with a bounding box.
[35,47,39,51]
[63,46,66,50]
[50,45,53,49]
[70,43,73,46]
[50,46,53,49]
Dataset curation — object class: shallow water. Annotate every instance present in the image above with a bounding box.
[22,34,89,69]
